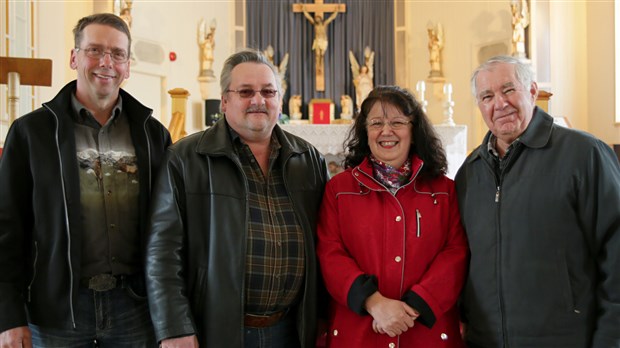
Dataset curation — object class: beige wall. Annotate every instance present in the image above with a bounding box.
[34,1,234,135]
[586,1,620,145]
[8,0,620,148]
[406,1,620,149]
[549,1,588,131]
[406,1,512,150]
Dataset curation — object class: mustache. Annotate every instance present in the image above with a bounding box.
[245,106,268,113]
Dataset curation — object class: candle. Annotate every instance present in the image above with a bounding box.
[416,80,426,92]
[443,83,453,101]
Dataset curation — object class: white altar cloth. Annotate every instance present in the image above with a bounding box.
[280,124,467,179]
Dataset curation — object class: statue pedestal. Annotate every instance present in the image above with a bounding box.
[198,75,217,100]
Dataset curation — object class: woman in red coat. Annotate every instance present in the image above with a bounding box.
[317,86,468,347]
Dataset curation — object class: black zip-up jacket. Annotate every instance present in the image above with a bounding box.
[456,108,620,347]
[146,118,329,347]
[0,81,171,333]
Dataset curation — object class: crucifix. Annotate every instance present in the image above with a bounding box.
[293,0,346,92]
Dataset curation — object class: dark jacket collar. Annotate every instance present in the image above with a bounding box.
[467,106,554,164]
[44,80,153,126]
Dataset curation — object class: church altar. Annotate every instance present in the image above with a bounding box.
[281,124,467,179]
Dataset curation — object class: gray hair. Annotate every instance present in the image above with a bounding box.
[73,13,131,55]
[470,55,535,98]
[219,49,282,95]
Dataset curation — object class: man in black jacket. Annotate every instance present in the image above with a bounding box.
[146,49,329,348]
[456,55,620,347]
[0,13,170,347]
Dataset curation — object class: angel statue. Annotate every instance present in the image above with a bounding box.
[198,18,216,78]
[427,21,444,79]
[264,45,290,97]
[511,0,530,58]
[349,46,375,112]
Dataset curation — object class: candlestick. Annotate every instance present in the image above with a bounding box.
[443,82,453,102]
[441,82,455,126]
[416,80,428,113]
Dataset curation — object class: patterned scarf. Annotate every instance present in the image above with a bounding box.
[369,155,412,192]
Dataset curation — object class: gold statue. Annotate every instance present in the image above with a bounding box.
[340,95,354,120]
[427,22,444,79]
[302,6,339,74]
[198,18,216,77]
[114,0,133,28]
[264,45,290,97]
[289,95,303,120]
[511,0,530,58]
[349,47,375,112]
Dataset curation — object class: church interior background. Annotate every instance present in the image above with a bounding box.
[1,0,619,168]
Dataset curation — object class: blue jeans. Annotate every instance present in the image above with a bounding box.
[29,286,156,348]
[244,313,300,348]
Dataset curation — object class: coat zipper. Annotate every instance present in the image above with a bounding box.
[44,103,77,328]
[27,241,39,302]
[142,114,152,191]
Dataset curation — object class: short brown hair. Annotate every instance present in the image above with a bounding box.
[73,13,131,54]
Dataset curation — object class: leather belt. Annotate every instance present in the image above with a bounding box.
[80,274,125,292]
[244,310,288,328]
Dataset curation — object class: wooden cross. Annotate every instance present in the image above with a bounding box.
[0,57,52,123]
[293,0,346,92]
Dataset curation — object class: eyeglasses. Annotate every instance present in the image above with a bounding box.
[226,88,279,99]
[366,118,411,130]
[76,47,129,63]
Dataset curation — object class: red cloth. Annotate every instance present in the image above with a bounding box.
[311,102,331,124]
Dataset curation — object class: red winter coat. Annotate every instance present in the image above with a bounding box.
[317,155,468,348]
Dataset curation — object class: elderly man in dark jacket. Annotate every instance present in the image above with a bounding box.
[146,49,329,348]
[456,55,620,347]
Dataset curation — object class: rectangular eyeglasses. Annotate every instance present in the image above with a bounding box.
[366,118,411,130]
[226,88,279,99]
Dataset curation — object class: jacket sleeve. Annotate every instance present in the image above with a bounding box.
[402,181,469,328]
[145,149,196,342]
[582,141,620,347]
[316,180,371,313]
[0,120,32,333]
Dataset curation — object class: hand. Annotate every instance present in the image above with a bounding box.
[160,335,199,348]
[365,292,419,337]
[0,326,32,348]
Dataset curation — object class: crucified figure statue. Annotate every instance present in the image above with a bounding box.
[302,7,339,75]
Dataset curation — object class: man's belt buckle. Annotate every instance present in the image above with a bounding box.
[88,274,117,292]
